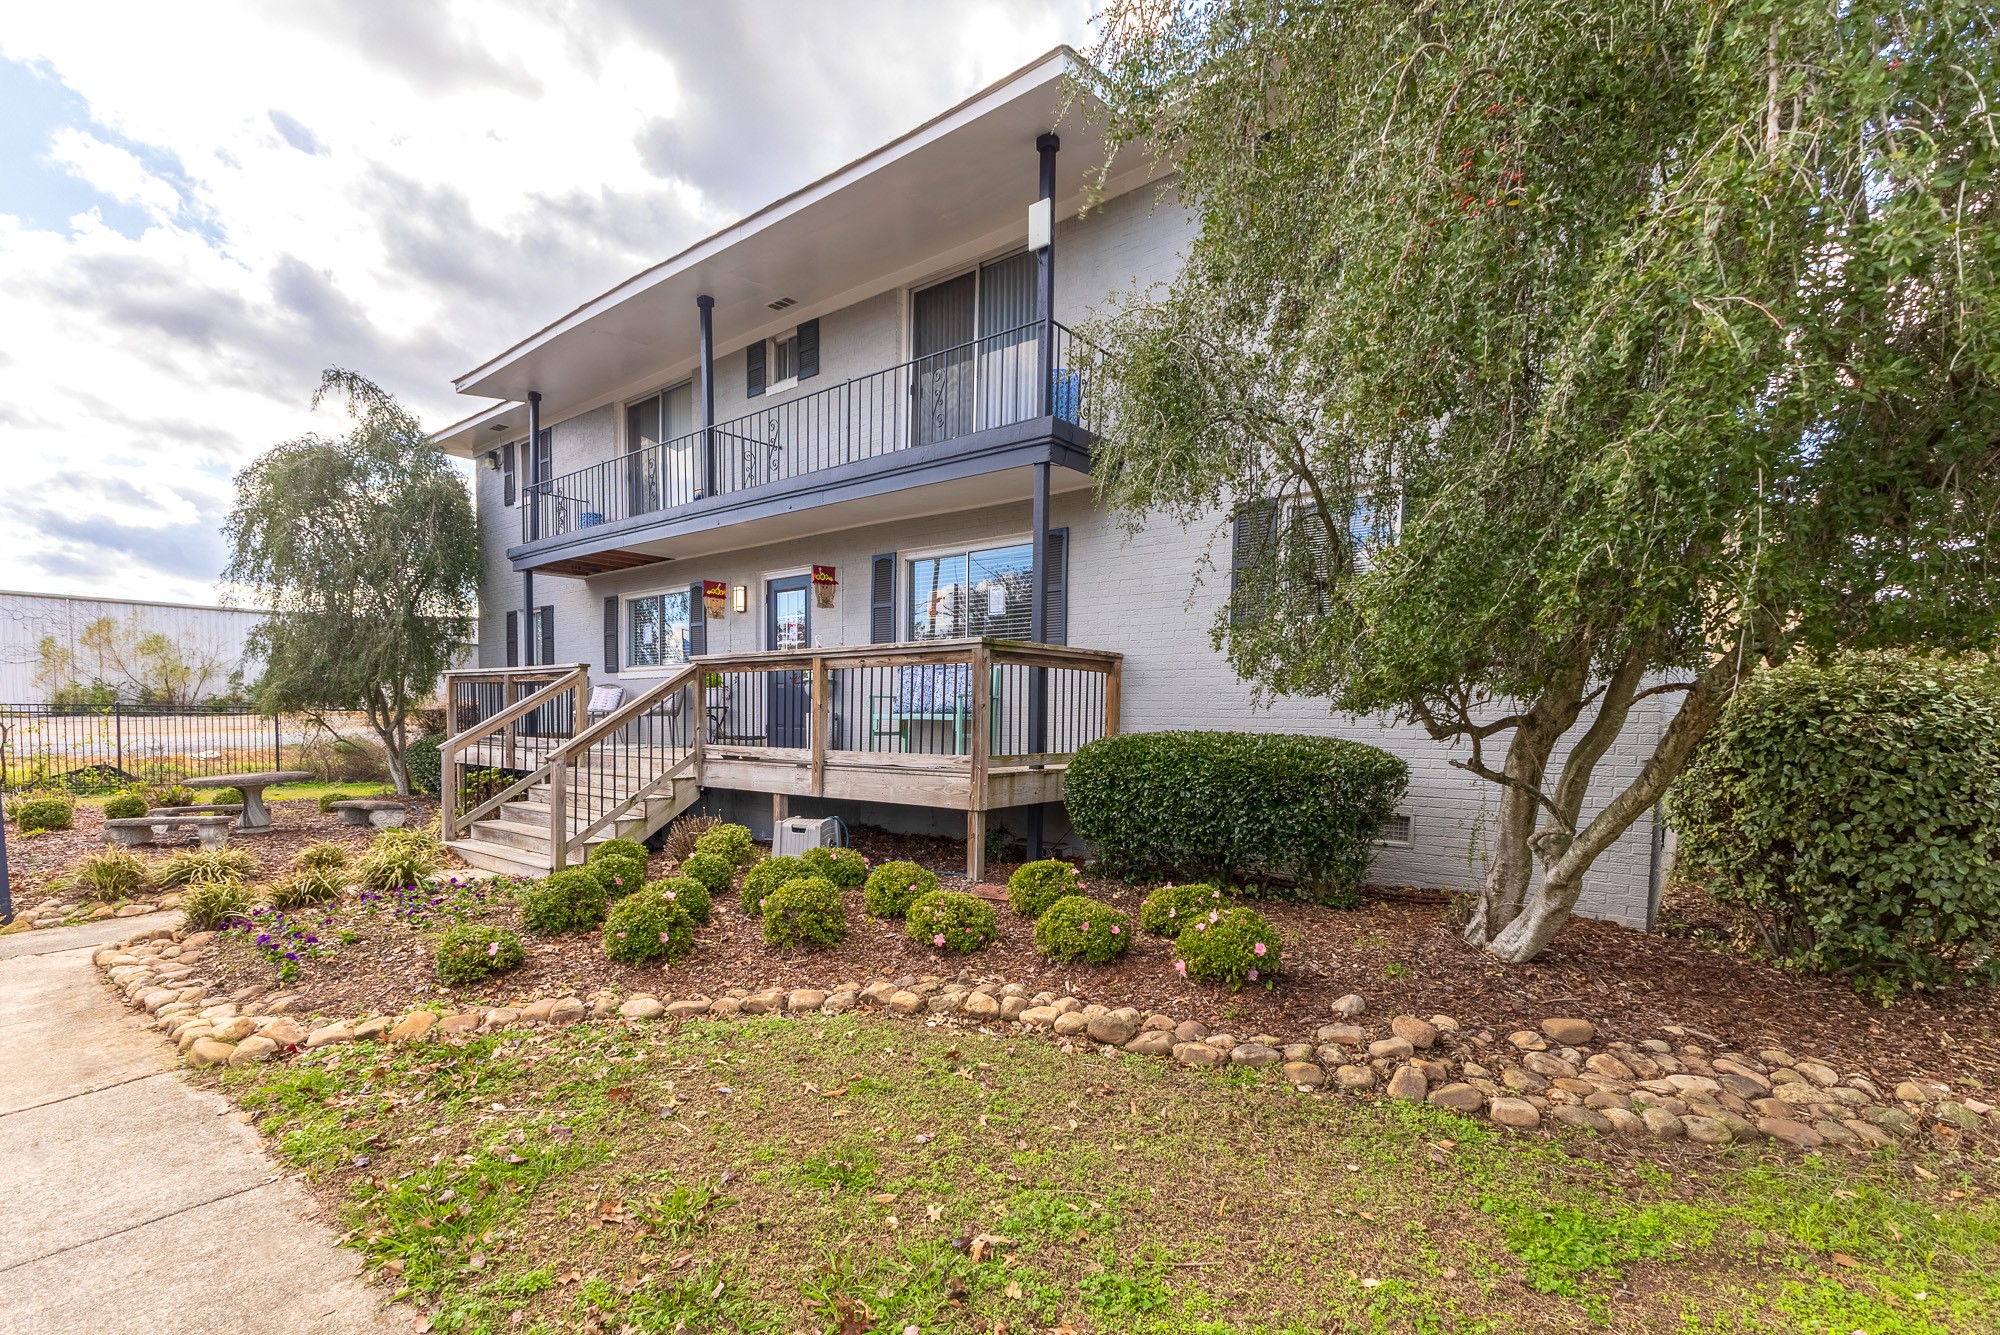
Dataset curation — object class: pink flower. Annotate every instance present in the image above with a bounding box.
[1173,959,1186,976]
[1196,922,1207,932]
[1168,907,1177,919]
[617,931,627,938]
[486,941,499,957]
[933,933,946,947]
[1079,921,1089,933]
[659,932,671,943]
[1208,910,1219,923]
[1253,941,1267,956]
[665,890,677,900]
[1246,967,1259,982]
[1110,925,1120,935]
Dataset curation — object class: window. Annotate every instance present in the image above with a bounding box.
[772,333,796,384]
[908,541,1034,641]
[1229,489,1404,623]
[627,589,692,669]
[746,319,819,399]
[1375,814,1413,848]
[625,383,697,509]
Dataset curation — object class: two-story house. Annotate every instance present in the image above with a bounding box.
[430,47,1671,931]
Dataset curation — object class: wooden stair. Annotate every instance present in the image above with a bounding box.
[448,771,702,876]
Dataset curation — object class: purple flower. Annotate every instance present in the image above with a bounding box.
[1246,967,1259,981]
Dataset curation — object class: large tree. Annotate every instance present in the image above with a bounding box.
[1082,0,2000,960]
[225,369,478,795]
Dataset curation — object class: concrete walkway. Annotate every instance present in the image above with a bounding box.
[0,914,401,1334]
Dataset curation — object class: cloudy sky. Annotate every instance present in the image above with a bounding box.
[0,1,1092,604]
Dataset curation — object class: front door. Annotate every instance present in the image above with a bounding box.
[765,575,811,748]
[911,272,975,447]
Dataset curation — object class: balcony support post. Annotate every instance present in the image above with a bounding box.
[697,295,716,498]
[1027,132,1061,862]
[1035,132,1059,416]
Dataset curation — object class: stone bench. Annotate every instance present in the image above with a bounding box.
[329,799,408,829]
[104,814,235,850]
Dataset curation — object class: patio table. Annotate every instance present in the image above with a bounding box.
[186,770,314,835]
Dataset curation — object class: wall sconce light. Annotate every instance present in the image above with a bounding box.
[731,584,748,613]
[483,450,500,471]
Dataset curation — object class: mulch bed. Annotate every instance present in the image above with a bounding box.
[172,821,2000,1093]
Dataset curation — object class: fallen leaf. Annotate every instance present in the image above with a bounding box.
[926,1203,944,1222]
[1830,1253,1862,1269]
[606,1087,631,1102]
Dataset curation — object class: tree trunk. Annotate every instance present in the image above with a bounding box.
[1464,773,1539,944]
[384,745,412,797]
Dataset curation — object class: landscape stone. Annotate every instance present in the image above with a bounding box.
[1522,1051,1577,1080]
[1600,1107,1648,1135]
[1843,1119,1895,1148]
[1682,1116,1734,1145]
[1317,1024,1368,1045]
[709,998,742,1016]
[1123,1031,1175,1056]
[1584,1053,1634,1081]
[1368,1036,1414,1060]
[787,989,828,1012]
[1386,1065,1428,1101]
[209,1017,257,1042]
[483,1008,522,1028]
[1282,1061,1326,1088]
[1935,1102,1984,1132]
[305,1022,354,1049]
[1429,1083,1484,1113]
[1334,1064,1377,1091]
[1550,1105,1614,1134]
[1052,1012,1088,1036]
[1756,1117,1824,1149]
[257,1018,306,1047]
[1642,1107,1685,1138]
[1794,1060,1840,1087]
[228,1035,279,1065]
[1488,1098,1541,1129]
[999,996,1029,1020]
[1390,1015,1437,1050]
[1508,1030,1548,1052]
[1863,1105,1920,1136]
[438,1011,482,1033]
[619,997,665,1021]
[186,1038,237,1068]
[665,998,713,1019]
[1174,1042,1226,1068]
[962,993,1000,1020]
[1231,1043,1282,1067]
[1540,1018,1595,1045]
[889,991,925,1016]
[1332,993,1366,1018]
[353,1017,393,1042]
[1086,1012,1139,1046]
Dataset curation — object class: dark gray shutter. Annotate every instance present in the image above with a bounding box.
[504,610,519,667]
[869,553,896,643]
[502,442,516,506]
[1042,528,1069,645]
[537,606,555,664]
[532,430,552,484]
[796,319,819,379]
[1230,499,1278,627]
[746,340,765,397]
[602,596,620,675]
[686,582,707,657]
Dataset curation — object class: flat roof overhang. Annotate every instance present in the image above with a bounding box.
[510,417,1093,578]
[434,48,1155,457]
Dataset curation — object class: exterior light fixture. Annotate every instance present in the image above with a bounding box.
[483,450,500,471]
[732,584,748,613]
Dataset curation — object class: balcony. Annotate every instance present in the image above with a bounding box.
[514,322,1102,575]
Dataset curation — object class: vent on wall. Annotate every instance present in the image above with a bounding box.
[1374,814,1413,848]
[767,296,798,311]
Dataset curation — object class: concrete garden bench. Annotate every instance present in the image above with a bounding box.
[329,799,408,829]
[104,813,235,850]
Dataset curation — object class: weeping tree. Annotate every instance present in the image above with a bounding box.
[1081,0,2000,961]
[225,369,478,795]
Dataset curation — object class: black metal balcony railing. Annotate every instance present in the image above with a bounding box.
[523,321,1101,545]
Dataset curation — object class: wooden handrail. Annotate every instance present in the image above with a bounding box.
[545,661,704,867]
[691,638,1121,673]
[440,664,588,840]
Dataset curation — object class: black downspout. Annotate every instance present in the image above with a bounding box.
[697,296,716,498]
[524,390,542,666]
[523,571,536,666]
[1027,132,1059,861]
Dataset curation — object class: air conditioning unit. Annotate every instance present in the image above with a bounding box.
[774,816,840,858]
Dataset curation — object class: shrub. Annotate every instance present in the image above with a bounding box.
[587,852,649,901]
[1175,906,1280,989]
[1671,653,2000,997]
[864,860,940,919]
[292,841,350,874]
[762,875,847,948]
[266,866,343,910]
[103,793,148,820]
[603,890,696,965]
[317,791,355,813]
[157,847,257,887]
[356,828,441,890]
[180,880,254,930]
[1008,859,1081,919]
[68,849,152,900]
[405,734,445,797]
[205,787,245,807]
[12,795,74,833]
[148,782,198,809]
[1032,895,1131,965]
[742,855,805,917]
[693,822,757,867]
[679,851,735,898]
[661,813,719,863]
[520,868,608,936]
[1140,882,1231,937]
[642,875,712,925]
[1064,731,1408,904]
[589,837,650,866]
[801,845,868,890]
[435,923,524,985]
[906,890,997,953]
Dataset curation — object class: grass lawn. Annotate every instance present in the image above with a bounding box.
[223,1013,1998,1334]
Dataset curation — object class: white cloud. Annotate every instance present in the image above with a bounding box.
[0,0,1093,603]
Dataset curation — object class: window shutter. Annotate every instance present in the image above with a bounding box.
[1230,499,1278,627]
[685,582,707,657]
[505,610,519,667]
[869,553,896,643]
[796,319,820,380]
[1042,528,1069,645]
[533,430,552,484]
[602,596,620,675]
[537,606,555,665]
[502,442,516,506]
[746,340,766,397]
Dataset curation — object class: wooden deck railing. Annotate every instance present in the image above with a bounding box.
[439,665,588,841]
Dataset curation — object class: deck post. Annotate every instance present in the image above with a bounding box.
[697,295,716,498]
[967,643,993,881]
[548,751,568,871]
[808,655,828,797]
[1104,657,1122,736]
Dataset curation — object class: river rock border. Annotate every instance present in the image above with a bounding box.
[95,927,1998,1155]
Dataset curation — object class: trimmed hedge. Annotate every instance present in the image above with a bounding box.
[405,734,444,797]
[694,822,757,867]
[521,868,608,936]
[1064,731,1407,904]
[1140,882,1231,937]
[801,844,868,890]
[589,838,650,866]
[13,795,74,833]
[864,860,940,919]
[603,890,695,965]
[906,890,997,953]
[644,874,712,925]
[103,793,148,820]
[587,852,649,901]
[1032,894,1131,965]
[743,855,806,917]
[762,875,847,948]
[1007,859,1081,919]
[436,924,524,984]
[1671,653,2000,997]
[678,852,736,899]
[1174,906,1280,989]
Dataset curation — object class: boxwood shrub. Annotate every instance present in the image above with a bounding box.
[762,875,847,948]
[906,890,997,953]
[436,924,524,984]
[1670,652,2000,997]
[643,874,712,925]
[103,793,148,820]
[801,844,868,890]
[678,852,735,899]
[587,852,649,901]
[1007,859,1081,919]
[405,734,444,797]
[12,795,74,833]
[742,855,806,917]
[1139,882,1231,937]
[1032,894,1131,965]
[603,890,695,965]
[864,860,940,919]
[694,822,757,867]
[1063,731,1407,904]
[521,868,608,936]
[589,838,650,866]
[1175,906,1280,989]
